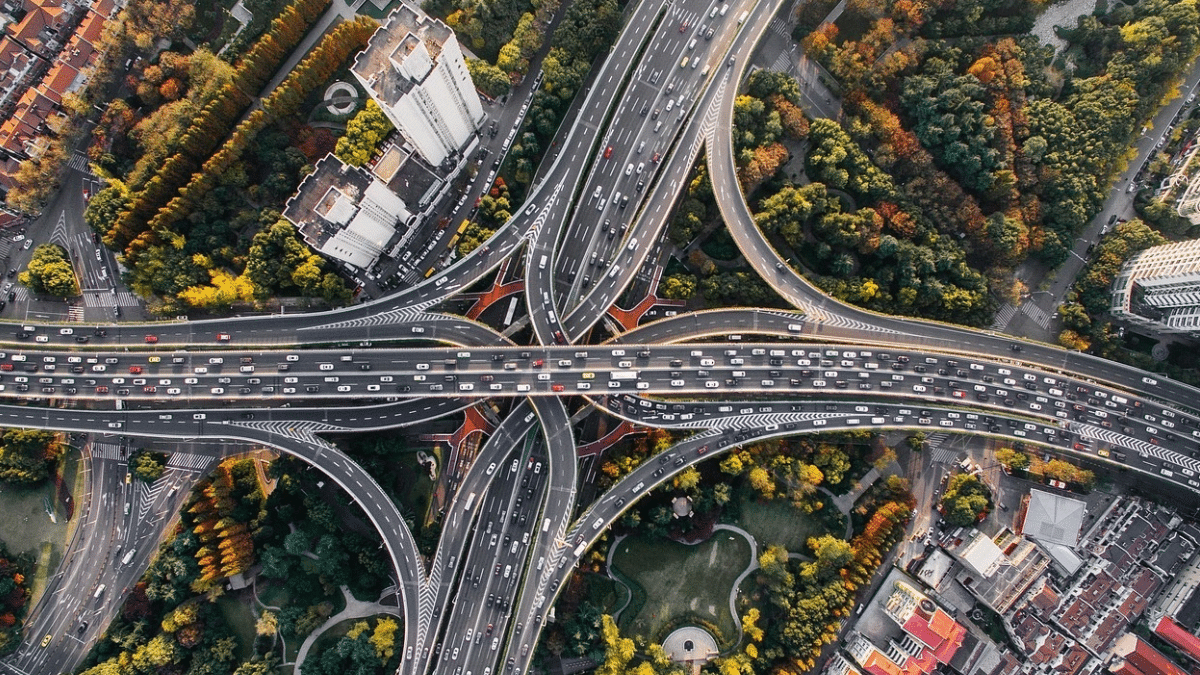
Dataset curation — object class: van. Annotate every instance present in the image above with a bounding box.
[737,10,747,22]
[539,255,548,270]
[93,584,106,599]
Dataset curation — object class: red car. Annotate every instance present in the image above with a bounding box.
[651,152,660,164]
[532,359,544,367]
[603,146,613,159]
[144,335,158,344]
[551,384,565,392]
[216,333,231,342]
[129,366,142,374]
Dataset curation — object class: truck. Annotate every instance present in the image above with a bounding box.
[610,370,639,381]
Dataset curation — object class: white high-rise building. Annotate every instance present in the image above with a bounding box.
[1110,238,1200,335]
[352,6,484,167]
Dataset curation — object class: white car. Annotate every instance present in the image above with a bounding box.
[337,385,351,392]
[670,379,685,387]
[35,336,48,343]
[705,380,719,388]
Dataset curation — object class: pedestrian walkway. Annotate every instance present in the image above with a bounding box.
[291,586,401,669]
[991,304,1016,331]
[926,433,959,464]
[166,453,214,471]
[91,443,124,460]
[67,305,84,322]
[82,290,141,307]
[1019,300,1053,331]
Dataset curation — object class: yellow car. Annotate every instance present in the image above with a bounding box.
[148,356,161,363]
[40,634,51,648]
[581,372,595,380]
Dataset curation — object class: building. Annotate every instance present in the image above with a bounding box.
[1152,616,1200,666]
[1021,488,1088,575]
[351,5,484,167]
[283,155,416,271]
[947,529,1052,615]
[1110,238,1200,335]
[1108,633,1188,675]
[844,580,967,675]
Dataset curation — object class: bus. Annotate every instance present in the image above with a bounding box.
[463,492,477,512]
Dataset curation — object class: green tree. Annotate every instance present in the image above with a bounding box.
[466,58,512,98]
[994,447,1030,471]
[131,449,167,482]
[941,473,991,526]
[20,244,78,297]
[334,100,394,167]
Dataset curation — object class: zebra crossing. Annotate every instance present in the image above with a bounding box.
[92,443,124,460]
[991,304,1016,331]
[165,453,214,471]
[82,290,141,307]
[67,152,91,173]
[769,17,792,38]
[925,433,959,464]
[67,305,84,322]
[11,287,28,302]
[1020,301,1053,331]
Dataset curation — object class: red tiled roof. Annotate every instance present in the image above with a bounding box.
[1113,635,1189,675]
[1155,617,1200,665]
[37,61,77,102]
[76,10,105,45]
[92,0,116,19]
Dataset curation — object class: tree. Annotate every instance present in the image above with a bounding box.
[371,617,398,661]
[20,244,78,297]
[466,59,512,98]
[658,273,696,300]
[334,100,394,166]
[255,610,278,636]
[994,448,1029,471]
[941,473,991,526]
[131,449,167,482]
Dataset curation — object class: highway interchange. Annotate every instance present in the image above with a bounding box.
[2,0,1199,673]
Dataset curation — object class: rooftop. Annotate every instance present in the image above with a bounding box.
[1023,489,1086,547]
[351,5,454,109]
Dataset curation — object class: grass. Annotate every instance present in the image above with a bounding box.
[610,532,751,646]
[0,460,75,603]
[216,595,258,662]
[731,494,834,553]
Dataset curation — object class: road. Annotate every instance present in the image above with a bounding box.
[5,0,1200,672]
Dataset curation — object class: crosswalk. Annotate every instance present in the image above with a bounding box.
[82,290,141,307]
[991,304,1016,331]
[92,443,124,460]
[11,287,28,302]
[67,305,84,322]
[1020,301,1053,331]
[67,152,91,173]
[165,453,214,470]
[769,17,791,38]
[925,433,959,464]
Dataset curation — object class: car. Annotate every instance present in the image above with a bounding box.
[148,356,160,363]
[35,335,47,343]
[551,384,565,392]
[216,333,231,342]
[144,335,158,343]
[41,634,51,648]
[603,146,613,159]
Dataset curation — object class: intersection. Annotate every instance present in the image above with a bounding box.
[1,0,1198,673]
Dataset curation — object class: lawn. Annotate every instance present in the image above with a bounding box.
[731,494,834,554]
[0,451,78,602]
[610,532,751,646]
[216,595,259,662]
